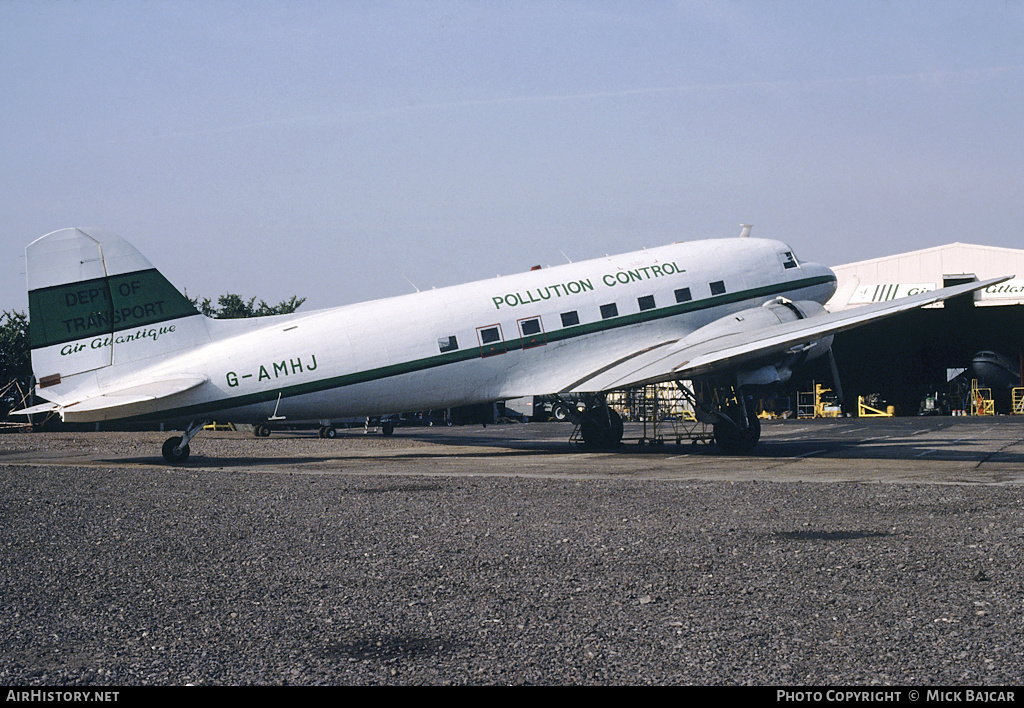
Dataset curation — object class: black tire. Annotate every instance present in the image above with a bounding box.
[580,408,624,449]
[551,403,569,422]
[381,421,395,436]
[323,426,337,439]
[162,436,190,463]
[713,409,761,454]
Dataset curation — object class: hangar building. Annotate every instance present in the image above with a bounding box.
[812,243,1024,416]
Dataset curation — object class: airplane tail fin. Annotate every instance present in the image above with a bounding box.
[25,228,211,406]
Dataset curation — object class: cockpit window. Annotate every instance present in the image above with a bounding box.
[780,251,799,269]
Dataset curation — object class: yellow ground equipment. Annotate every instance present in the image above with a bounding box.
[203,422,236,431]
[798,383,842,418]
[857,395,894,418]
[970,380,995,416]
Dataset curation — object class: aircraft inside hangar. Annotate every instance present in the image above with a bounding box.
[799,242,1024,418]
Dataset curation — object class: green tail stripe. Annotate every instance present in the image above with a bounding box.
[28,268,199,349]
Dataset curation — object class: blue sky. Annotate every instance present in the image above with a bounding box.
[3,1,1023,312]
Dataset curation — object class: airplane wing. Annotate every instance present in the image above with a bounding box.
[13,375,208,422]
[561,276,1010,394]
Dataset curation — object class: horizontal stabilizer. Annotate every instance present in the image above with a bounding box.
[12,375,208,422]
[13,401,60,416]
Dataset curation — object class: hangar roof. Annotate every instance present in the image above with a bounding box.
[830,242,1024,309]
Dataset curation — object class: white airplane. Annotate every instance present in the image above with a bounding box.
[14,227,1006,462]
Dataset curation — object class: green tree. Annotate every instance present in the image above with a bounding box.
[0,310,32,413]
[190,293,306,319]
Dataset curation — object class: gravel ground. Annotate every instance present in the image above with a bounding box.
[1,431,1023,686]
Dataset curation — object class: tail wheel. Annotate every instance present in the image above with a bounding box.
[162,436,190,463]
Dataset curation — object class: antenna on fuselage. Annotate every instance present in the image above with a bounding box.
[402,275,421,292]
[739,224,753,238]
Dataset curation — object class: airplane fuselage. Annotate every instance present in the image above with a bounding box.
[22,226,1006,460]
[66,237,835,425]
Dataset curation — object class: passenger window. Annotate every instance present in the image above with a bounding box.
[477,325,505,357]
[520,318,541,336]
[519,317,546,348]
[638,295,656,311]
[561,311,580,327]
[600,303,619,319]
[675,287,692,303]
[479,326,501,344]
[437,335,459,353]
[710,281,726,296]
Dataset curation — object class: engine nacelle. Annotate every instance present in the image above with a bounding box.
[689,298,833,386]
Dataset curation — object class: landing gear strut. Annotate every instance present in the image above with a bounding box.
[581,405,623,449]
[162,420,206,463]
[712,394,761,454]
[675,381,762,454]
[560,395,623,449]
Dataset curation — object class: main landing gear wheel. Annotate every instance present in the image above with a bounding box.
[580,407,624,449]
[713,407,761,454]
[319,426,337,439]
[162,436,190,463]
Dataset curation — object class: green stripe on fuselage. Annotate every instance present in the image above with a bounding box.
[125,273,837,422]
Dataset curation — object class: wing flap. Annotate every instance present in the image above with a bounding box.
[562,276,1010,393]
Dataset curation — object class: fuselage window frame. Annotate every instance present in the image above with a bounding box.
[518,316,546,348]
[477,324,506,357]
